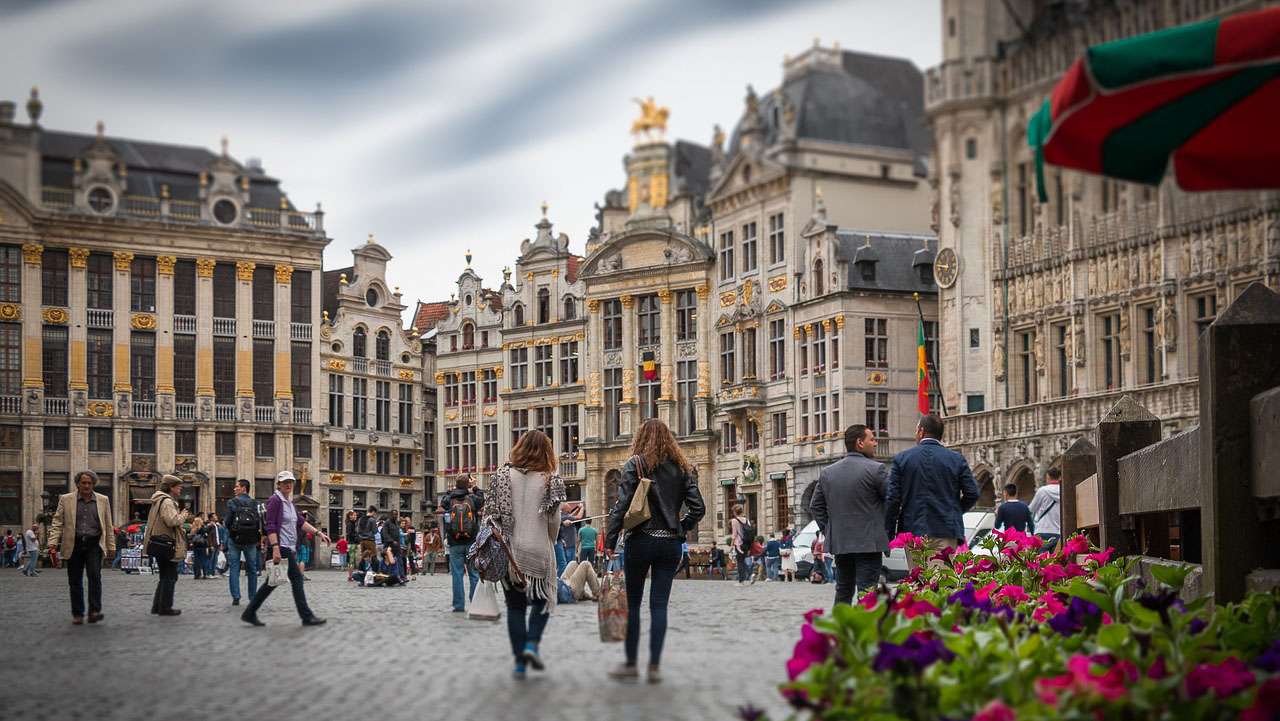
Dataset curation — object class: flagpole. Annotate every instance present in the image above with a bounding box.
[914,292,950,417]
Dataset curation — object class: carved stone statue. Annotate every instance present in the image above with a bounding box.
[929,175,940,233]
[1034,330,1045,372]
[1119,310,1131,357]
[993,328,1006,381]
[948,166,961,228]
[1161,305,1178,351]
[600,253,622,272]
[1073,324,1086,365]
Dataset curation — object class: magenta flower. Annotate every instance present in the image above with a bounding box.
[1061,535,1089,557]
[972,558,996,573]
[1036,654,1136,705]
[1242,678,1280,721]
[890,532,925,550]
[1041,565,1067,585]
[1147,657,1170,680]
[1185,657,1256,699]
[975,581,999,602]
[973,699,1017,721]
[1064,562,1088,578]
[994,585,1030,605]
[859,591,878,609]
[1086,547,1114,566]
[786,623,833,681]
[992,527,1043,552]
[1033,593,1067,622]
[803,608,824,623]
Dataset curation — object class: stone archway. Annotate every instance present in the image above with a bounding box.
[975,469,996,509]
[798,480,818,525]
[1011,466,1036,503]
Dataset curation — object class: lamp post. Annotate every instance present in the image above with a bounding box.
[39,490,52,568]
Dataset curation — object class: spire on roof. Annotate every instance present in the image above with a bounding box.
[27,87,42,125]
[814,185,827,220]
[221,136,229,157]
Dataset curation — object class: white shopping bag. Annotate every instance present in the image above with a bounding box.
[266,560,286,587]
[467,581,501,621]
[216,551,227,572]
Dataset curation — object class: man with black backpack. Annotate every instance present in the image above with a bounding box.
[438,475,484,612]
[223,479,262,606]
[357,506,379,559]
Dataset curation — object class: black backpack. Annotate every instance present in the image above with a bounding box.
[737,517,757,552]
[228,500,262,546]
[448,498,479,544]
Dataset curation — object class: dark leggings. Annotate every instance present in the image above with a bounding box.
[623,533,682,667]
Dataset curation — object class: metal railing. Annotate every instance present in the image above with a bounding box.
[0,396,19,414]
[44,397,69,415]
[41,186,73,208]
[133,401,156,419]
[87,309,113,329]
[169,199,200,220]
[215,404,236,422]
[293,407,312,425]
[252,319,275,339]
[213,318,236,337]
[173,315,197,334]
[290,323,312,341]
[125,195,161,216]
[176,402,196,420]
[254,406,275,423]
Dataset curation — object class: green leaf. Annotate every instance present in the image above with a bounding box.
[1148,563,1192,590]
[1121,599,1163,628]
[1066,579,1115,615]
[1096,623,1131,650]
[1018,634,1042,658]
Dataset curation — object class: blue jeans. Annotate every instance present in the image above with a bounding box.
[244,546,314,620]
[554,542,568,578]
[623,533,682,667]
[24,550,39,575]
[226,538,260,602]
[192,547,208,578]
[449,544,478,611]
[1036,533,1060,554]
[766,556,780,581]
[504,587,549,664]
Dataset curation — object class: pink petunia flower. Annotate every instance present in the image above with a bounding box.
[859,591,878,609]
[972,558,996,573]
[973,700,1017,721]
[803,608,824,623]
[1147,657,1169,680]
[1185,657,1256,699]
[975,581,999,602]
[1041,565,1067,585]
[1036,655,1136,705]
[1033,592,1068,621]
[1062,535,1089,557]
[786,623,833,681]
[1064,562,1089,579]
[1086,547,1114,566]
[994,585,1030,605]
[890,532,926,550]
[1242,678,1280,721]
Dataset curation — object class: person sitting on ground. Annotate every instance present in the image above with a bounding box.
[351,550,377,585]
[560,557,600,601]
[379,546,406,587]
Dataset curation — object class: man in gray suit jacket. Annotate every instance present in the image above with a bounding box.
[809,424,889,605]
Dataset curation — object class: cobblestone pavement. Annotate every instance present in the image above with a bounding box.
[0,567,833,721]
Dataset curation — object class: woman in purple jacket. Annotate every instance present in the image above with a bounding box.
[240,470,330,627]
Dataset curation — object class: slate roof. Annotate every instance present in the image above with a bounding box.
[673,140,711,198]
[322,267,354,322]
[835,230,937,295]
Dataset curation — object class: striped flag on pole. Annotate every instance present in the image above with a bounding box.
[916,318,930,414]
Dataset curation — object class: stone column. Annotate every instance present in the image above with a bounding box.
[19,244,43,526]
[1095,395,1160,558]
[1198,282,1280,603]
[657,289,675,427]
[694,284,711,431]
[274,264,294,471]
[194,259,215,421]
[68,248,89,416]
[155,255,175,422]
[235,261,254,481]
[1058,436,1096,541]
[584,299,602,442]
[112,252,133,414]
[618,294,636,438]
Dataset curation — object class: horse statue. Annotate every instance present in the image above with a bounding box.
[631,96,669,141]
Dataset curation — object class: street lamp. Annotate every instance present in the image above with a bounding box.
[39,490,52,568]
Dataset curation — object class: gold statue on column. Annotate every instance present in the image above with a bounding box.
[631,96,669,142]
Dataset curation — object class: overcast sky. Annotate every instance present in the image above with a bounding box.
[0,0,940,319]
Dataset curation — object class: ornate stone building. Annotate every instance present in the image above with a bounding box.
[318,237,427,531]
[703,43,936,540]
[0,93,328,530]
[926,0,1280,504]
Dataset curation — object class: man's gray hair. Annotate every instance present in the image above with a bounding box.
[75,470,99,486]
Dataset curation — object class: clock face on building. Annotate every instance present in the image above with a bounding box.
[934,247,959,289]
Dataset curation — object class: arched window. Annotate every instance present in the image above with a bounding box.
[513,304,525,327]
[376,330,390,361]
[813,259,824,296]
[462,322,474,349]
[562,296,576,321]
[352,327,367,357]
[537,288,551,324]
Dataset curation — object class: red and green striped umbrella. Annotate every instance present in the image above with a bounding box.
[1029,5,1280,201]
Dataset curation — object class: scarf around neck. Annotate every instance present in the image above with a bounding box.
[486,463,566,612]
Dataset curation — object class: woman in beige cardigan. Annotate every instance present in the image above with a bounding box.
[143,474,190,616]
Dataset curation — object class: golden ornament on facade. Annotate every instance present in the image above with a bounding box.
[68,248,90,268]
[695,285,709,299]
[87,401,113,417]
[821,319,831,332]
[483,407,496,417]
[619,294,634,309]
[114,251,134,271]
[767,275,787,292]
[195,258,216,277]
[720,291,736,307]
[631,96,669,139]
[445,411,458,421]
[834,315,845,329]
[131,313,156,330]
[275,264,294,283]
[741,279,754,306]
[575,332,584,341]
[656,289,672,304]
[398,478,415,489]
[793,327,801,339]
[42,308,68,324]
[21,243,42,264]
[398,370,415,380]
[328,473,345,485]
[586,299,600,313]
[434,372,445,385]
[493,366,504,379]
[328,359,347,371]
[236,261,255,281]
[155,255,176,275]
[525,272,534,281]
[869,371,886,385]
[649,171,669,209]
[551,268,559,277]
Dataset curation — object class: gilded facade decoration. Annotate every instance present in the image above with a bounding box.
[113,251,134,271]
[86,401,113,417]
[130,313,156,330]
[767,275,787,292]
[275,264,294,283]
[42,308,68,324]
[328,359,346,370]
[68,248,89,268]
[195,258,216,277]
[235,261,255,280]
[720,291,736,307]
[156,255,176,274]
[21,243,42,264]
[398,370,415,380]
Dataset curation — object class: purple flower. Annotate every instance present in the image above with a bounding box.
[948,582,995,615]
[1254,639,1280,673]
[738,704,765,721]
[1048,597,1101,637]
[1187,617,1208,636]
[872,633,955,674]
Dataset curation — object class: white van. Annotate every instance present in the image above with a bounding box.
[791,510,996,583]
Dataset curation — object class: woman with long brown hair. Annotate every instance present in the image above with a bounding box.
[604,418,705,683]
[485,429,565,679]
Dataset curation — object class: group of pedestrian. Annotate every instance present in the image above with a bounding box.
[4,524,43,576]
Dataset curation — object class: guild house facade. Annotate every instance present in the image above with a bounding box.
[0,91,328,531]
[926,0,1280,503]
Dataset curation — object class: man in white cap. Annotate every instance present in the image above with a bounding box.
[240,470,330,627]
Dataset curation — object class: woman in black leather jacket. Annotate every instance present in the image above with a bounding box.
[604,418,706,684]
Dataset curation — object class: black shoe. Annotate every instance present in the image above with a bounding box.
[240,612,264,627]
[158,609,182,616]
[232,599,240,606]
[301,616,327,627]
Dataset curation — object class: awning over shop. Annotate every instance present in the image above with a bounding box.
[129,486,156,503]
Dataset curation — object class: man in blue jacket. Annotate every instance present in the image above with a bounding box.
[885,414,979,571]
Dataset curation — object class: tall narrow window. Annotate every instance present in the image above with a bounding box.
[719,331,736,384]
[865,318,888,368]
[768,212,785,265]
[174,335,196,403]
[328,375,344,427]
[86,328,112,399]
[291,270,312,324]
[173,259,196,316]
[444,373,458,407]
[813,259,824,295]
[86,253,112,309]
[562,296,576,321]
[559,341,579,384]
[510,347,529,389]
[771,412,787,445]
[560,405,579,456]
[675,290,697,341]
[375,330,390,361]
[719,231,735,281]
[865,392,888,437]
[482,423,498,470]
[638,363,660,420]
[744,420,760,450]
[252,266,273,320]
[721,422,738,453]
[637,294,660,346]
[351,377,368,430]
[812,324,826,373]
[213,337,235,405]
[1018,163,1029,236]
[213,263,235,318]
[1101,314,1123,390]
[534,345,553,387]
[741,327,757,379]
[130,257,156,312]
[0,323,18,396]
[42,326,68,398]
[461,322,474,349]
[1016,330,1036,405]
[676,360,696,436]
[741,222,757,272]
[1193,294,1218,335]
[830,319,841,369]
[537,288,550,324]
[462,425,476,473]
[510,409,529,447]
[481,369,497,402]
[130,331,156,402]
[375,380,391,432]
[604,368,622,440]
[1142,307,1161,384]
[352,327,367,358]
[42,248,68,306]
[769,319,786,380]
[291,341,311,408]
[602,300,622,351]
[0,247,18,306]
[1053,323,1069,398]
[813,394,828,436]
[398,383,414,435]
[513,304,525,327]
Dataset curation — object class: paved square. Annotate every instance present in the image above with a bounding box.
[0,567,831,721]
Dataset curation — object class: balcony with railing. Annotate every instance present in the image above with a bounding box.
[0,396,19,414]
[42,186,72,208]
[133,401,156,419]
[45,397,69,415]
[252,320,275,339]
[213,318,236,337]
[351,358,369,374]
[290,323,312,341]
[924,57,996,112]
[87,309,113,329]
[254,406,275,423]
[215,404,236,422]
[558,458,582,479]
[293,408,312,425]
[373,359,392,376]
[176,402,196,420]
[174,315,197,334]
[717,378,765,411]
[460,403,477,423]
[37,187,324,235]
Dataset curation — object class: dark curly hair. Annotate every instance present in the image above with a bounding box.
[629,418,690,476]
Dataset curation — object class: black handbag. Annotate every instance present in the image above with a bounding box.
[147,534,176,562]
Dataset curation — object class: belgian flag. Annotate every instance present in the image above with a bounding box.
[642,351,657,381]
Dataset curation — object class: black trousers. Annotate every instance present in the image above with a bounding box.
[623,533,682,667]
[66,537,103,617]
[245,546,314,620]
[152,560,179,613]
[736,551,750,582]
[833,551,882,605]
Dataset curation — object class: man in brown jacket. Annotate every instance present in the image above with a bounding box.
[49,470,116,624]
